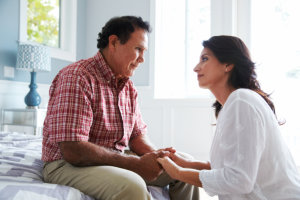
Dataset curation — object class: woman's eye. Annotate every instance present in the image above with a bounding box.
[201,57,208,62]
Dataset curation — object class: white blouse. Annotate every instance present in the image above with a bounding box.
[199,89,300,199]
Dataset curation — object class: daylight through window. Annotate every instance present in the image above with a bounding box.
[27,0,60,48]
[154,0,211,99]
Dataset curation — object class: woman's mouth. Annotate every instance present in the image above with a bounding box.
[197,74,204,79]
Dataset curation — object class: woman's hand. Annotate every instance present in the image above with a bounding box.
[157,156,181,180]
[136,150,171,182]
[158,156,203,187]
[158,147,176,154]
[169,152,191,167]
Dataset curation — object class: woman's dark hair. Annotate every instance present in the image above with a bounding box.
[97,16,151,50]
[202,35,276,119]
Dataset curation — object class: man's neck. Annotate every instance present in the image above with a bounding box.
[100,49,128,87]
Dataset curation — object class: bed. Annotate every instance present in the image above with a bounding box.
[0,132,169,200]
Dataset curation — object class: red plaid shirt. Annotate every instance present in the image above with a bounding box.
[42,52,147,162]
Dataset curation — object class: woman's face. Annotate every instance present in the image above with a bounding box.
[193,48,229,90]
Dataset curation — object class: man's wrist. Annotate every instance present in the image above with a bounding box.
[113,153,141,171]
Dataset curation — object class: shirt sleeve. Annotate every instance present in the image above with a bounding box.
[130,95,147,139]
[46,71,94,143]
[199,99,266,195]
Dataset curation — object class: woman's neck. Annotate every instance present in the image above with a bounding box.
[211,86,236,106]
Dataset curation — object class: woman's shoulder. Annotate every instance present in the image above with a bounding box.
[228,88,262,103]
[225,88,271,114]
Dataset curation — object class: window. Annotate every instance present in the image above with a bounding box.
[250,0,300,165]
[27,0,60,48]
[152,0,239,99]
[153,0,211,99]
[19,0,77,61]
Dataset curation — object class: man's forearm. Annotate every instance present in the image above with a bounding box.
[129,134,156,156]
[59,141,140,169]
[59,141,165,182]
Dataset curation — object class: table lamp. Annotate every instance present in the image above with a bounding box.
[16,43,51,108]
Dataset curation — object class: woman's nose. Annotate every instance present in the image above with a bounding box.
[193,64,199,72]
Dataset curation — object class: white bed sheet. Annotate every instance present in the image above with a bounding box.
[0,132,169,200]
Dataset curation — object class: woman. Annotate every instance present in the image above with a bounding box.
[157,35,300,199]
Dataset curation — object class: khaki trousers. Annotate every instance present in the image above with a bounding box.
[43,160,200,200]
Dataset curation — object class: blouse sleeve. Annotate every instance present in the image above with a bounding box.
[199,99,266,196]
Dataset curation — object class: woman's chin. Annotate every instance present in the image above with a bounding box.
[198,83,207,89]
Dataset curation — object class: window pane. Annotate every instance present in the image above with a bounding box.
[186,0,210,97]
[251,0,300,165]
[154,0,186,98]
[27,0,60,48]
[154,0,210,98]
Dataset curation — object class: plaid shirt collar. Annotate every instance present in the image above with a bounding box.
[94,51,129,90]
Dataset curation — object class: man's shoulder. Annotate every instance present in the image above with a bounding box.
[55,57,101,83]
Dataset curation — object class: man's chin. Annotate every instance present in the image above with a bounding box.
[127,71,135,77]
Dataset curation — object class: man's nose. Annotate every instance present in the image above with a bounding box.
[137,52,145,63]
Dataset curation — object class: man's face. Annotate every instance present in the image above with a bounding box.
[111,28,148,79]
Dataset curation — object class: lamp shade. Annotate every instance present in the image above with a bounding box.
[16,43,51,72]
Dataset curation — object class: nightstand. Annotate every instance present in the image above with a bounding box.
[1,108,47,136]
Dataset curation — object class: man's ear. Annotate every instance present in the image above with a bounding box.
[108,35,119,49]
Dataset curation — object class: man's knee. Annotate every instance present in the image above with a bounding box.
[113,171,151,200]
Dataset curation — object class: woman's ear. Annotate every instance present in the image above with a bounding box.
[225,64,234,72]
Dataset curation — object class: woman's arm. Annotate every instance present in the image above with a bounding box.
[169,152,211,170]
[157,156,204,187]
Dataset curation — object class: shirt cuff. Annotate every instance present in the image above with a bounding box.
[199,170,219,197]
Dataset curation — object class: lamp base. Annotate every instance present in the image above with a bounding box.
[25,71,41,107]
[26,106,39,109]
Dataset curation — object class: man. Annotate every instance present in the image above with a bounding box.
[42,16,199,200]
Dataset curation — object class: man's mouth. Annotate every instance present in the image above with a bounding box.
[131,64,138,68]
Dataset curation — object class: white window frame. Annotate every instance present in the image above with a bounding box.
[150,0,251,99]
[19,0,77,62]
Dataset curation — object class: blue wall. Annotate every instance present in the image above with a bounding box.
[0,0,86,84]
[0,0,150,86]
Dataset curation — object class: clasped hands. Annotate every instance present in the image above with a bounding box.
[137,147,186,182]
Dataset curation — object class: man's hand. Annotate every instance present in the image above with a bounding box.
[135,150,171,182]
